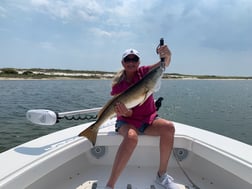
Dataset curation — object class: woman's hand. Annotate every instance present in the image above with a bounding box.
[157,45,172,67]
[114,102,132,117]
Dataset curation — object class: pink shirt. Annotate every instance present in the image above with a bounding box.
[111,66,157,128]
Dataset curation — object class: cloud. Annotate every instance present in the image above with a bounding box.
[104,0,157,27]
[195,1,252,51]
[144,0,252,51]
[31,0,50,6]
[30,0,103,22]
[90,28,112,37]
[39,41,56,50]
[2,1,252,52]
[89,27,132,39]
[0,6,7,18]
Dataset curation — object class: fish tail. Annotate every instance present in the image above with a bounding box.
[78,123,98,146]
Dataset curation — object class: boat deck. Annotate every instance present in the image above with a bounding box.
[24,142,243,189]
[25,154,209,189]
[67,166,193,189]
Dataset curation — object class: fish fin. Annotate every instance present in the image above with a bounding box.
[153,74,162,92]
[137,72,163,106]
[78,123,98,146]
[138,88,152,106]
[139,78,161,106]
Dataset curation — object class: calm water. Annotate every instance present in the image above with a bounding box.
[0,80,252,153]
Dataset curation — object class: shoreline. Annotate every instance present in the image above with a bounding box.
[1,68,251,80]
[0,77,112,80]
[1,76,251,81]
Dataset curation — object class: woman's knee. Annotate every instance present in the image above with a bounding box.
[125,129,138,146]
[168,121,175,132]
[120,126,138,147]
[161,120,175,136]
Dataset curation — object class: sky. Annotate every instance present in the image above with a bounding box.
[0,0,252,76]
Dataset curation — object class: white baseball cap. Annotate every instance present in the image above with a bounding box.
[122,49,140,60]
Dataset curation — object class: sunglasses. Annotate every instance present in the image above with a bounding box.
[123,56,139,63]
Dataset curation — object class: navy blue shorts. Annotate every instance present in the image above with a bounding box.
[115,116,159,134]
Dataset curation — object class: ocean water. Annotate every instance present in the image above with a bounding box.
[0,79,251,153]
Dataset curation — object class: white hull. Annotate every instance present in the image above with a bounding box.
[0,119,251,189]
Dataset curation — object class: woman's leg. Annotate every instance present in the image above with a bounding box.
[144,118,175,175]
[106,124,138,188]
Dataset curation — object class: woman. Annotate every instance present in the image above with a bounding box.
[105,44,178,189]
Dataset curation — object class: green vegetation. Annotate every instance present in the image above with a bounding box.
[0,68,251,80]
[0,68,115,79]
[1,68,19,75]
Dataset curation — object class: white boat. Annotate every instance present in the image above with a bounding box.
[0,111,252,189]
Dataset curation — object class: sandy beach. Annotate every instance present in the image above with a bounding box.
[0,69,251,80]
